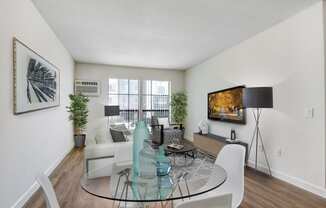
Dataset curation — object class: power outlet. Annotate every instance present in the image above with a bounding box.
[304,108,314,119]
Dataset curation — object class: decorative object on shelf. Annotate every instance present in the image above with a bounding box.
[171,92,187,126]
[132,121,150,176]
[13,38,60,114]
[67,94,89,147]
[230,129,236,141]
[243,87,273,176]
[198,120,209,135]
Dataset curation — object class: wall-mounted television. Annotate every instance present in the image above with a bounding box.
[208,86,246,124]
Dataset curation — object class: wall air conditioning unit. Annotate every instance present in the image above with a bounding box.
[74,80,100,97]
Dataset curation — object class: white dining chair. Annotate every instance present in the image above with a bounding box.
[210,144,246,208]
[36,174,60,208]
[174,144,245,208]
[175,193,232,208]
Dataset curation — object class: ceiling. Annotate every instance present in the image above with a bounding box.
[32,0,319,70]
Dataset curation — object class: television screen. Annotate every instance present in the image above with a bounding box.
[208,86,246,124]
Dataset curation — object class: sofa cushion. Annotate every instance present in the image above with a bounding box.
[111,124,131,136]
[95,128,111,144]
[91,118,113,144]
[85,143,115,159]
[110,128,127,142]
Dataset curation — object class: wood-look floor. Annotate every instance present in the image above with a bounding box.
[24,148,326,208]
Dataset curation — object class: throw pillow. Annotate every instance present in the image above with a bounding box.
[110,128,127,142]
[110,124,131,135]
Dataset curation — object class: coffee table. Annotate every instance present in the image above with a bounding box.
[163,140,197,166]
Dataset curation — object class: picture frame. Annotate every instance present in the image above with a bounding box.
[13,38,60,114]
[207,85,246,124]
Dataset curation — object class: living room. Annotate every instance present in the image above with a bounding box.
[1,0,326,208]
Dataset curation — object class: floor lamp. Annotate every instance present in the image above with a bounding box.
[104,105,120,129]
[243,87,273,176]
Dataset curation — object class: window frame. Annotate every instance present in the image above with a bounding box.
[108,78,171,126]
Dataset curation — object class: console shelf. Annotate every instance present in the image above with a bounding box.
[193,133,248,163]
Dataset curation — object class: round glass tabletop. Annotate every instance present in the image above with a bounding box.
[81,156,227,203]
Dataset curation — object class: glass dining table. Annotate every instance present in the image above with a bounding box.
[80,156,227,208]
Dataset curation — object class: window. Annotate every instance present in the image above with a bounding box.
[108,79,170,127]
[141,80,170,124]
[108,79,139,128]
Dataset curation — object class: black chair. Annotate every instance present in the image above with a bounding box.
[150,116,184,145]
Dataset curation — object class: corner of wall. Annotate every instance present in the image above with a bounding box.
[322,0,326,189]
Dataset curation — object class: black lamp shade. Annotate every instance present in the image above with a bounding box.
[104,105,120,116]
[243,87,273,108]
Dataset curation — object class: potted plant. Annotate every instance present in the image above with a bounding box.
[67,94,89,147]
[171,92,187,128]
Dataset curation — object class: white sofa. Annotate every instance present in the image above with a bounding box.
[84,122,133,178]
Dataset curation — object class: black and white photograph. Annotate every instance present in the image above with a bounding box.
[13,38,60,114]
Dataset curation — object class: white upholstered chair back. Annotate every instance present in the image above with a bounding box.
[176,193,232,208]
[215,144,246,208]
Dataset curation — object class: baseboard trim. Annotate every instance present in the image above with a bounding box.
[11,146,74,208]
[247,160,326,198]
[187,132,326,198]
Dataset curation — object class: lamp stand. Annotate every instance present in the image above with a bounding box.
[107,116,114,132]
[248,108,272,176]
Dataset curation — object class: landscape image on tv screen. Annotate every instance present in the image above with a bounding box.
[208,86,246,124]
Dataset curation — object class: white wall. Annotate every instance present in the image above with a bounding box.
[0,0,75,207]
[75,63,185,140]
[185,2,326,196]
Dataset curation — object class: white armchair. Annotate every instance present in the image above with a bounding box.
[84,120,133,178]
[85,141,133,178]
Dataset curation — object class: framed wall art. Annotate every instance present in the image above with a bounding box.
[13,38,60,114]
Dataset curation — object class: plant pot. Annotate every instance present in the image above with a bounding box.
[74,134,86,148]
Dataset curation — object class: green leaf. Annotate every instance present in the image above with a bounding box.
[171,92,187,124]
[66,94,89,132]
